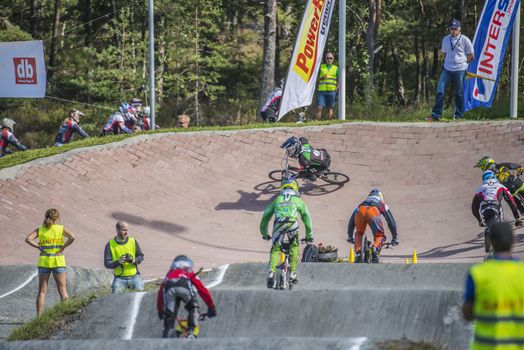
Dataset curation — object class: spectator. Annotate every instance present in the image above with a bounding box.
[462,221,524,348]
[260,80,284,123]
[177,115,190,128]
[54,109,90,146]
[427,19,474,121]
[0,118,27,157]
[316,52,338,120]
[25,209,75,317]
[103,221,145,293]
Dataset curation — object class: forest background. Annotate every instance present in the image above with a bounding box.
[0,0,523,148]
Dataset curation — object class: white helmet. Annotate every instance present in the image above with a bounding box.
[1,118,15,131]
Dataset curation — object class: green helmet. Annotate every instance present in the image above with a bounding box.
[474,156,495,172]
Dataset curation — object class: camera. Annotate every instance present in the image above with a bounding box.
[122,253,134,263]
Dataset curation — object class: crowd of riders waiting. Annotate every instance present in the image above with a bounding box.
[0,97,154,157]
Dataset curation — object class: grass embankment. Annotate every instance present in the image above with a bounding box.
[0,120,344,171]
[7,290,107,341]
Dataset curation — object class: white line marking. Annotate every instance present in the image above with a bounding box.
[206,264,230,289]
[0,270,38,299]
[123,291,147,340]
[348,337,368,350]
[143,277,160,283]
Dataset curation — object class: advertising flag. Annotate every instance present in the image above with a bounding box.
[0,41,46,98]
[278,0,336,120]
[464,0,520,112]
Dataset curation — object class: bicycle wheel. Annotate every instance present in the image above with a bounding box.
[363,236,371,263]
[269,169,286,181]
[319,171,350,184]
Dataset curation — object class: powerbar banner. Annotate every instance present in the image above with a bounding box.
[278,0,335,120]
[0,41,46,98]
[464,0,520,112]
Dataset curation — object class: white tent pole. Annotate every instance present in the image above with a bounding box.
[510,3,520,119]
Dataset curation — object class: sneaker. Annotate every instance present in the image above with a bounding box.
[266,271,275,288]
[425,116,440,122]
[186,334,196,339]
[355,251,362,263]
[290,272,299,284]
[371,247,380,263]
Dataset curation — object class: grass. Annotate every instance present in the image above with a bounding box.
[7,289,108,341]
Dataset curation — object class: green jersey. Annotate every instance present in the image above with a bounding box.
[260,189,312,239]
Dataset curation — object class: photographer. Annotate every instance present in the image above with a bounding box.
[103,221,145,293]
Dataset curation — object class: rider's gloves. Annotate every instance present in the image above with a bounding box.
[305,237,314,243]
[262,235,271,241]
[515,219,523,227]
[391,237,399,246]
[207,307,217,318]
[347,236,355,244]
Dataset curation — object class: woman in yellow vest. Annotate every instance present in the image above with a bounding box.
[462,221,524,349]
[316,52,338,120]
[25,209,76,317]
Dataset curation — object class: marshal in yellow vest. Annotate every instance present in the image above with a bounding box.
[109,237,137,277]
[38,224,66,268]
[318,64,338,92]
[470,259,524,350]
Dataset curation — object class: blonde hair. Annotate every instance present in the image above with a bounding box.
[43,209,60,228]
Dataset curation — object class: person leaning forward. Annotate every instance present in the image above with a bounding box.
[104,221,145,293]
[25,209,75,317]
[462,221,524,349]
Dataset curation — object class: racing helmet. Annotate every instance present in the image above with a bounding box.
[281,177,299,192]
[482,170,497,183]
[475,156,495,172]
[0,118,15,131]
[280,136,301,158]
[119,103,131,114]
[369,188,384,201]
[69,109,85,123]
[130,97,142,107]
[171,255,194,270]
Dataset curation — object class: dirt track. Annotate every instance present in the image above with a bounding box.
[1,121,524,278]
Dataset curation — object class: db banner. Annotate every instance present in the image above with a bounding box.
[278,0,335,120]
[0,41,46,98]
[464,0,520,112]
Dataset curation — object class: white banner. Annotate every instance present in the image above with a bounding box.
[278,0,336,120]
[0,40,46,98]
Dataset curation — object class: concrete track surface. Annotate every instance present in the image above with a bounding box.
[3,263,473,349]
[1,121,523,348]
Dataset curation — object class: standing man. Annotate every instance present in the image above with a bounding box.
[428,19,474,121]
[462,221,524,349]
[103,221,145,293]
[316,52,338,120]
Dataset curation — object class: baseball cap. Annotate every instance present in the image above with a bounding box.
[449,19,461,29]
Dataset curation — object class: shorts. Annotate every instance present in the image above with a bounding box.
[317,91,337,108]
[38,266,67,275]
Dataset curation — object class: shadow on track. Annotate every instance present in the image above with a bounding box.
[215,180,344,212]
[111,212,187,235]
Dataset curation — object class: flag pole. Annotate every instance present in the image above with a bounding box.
[510,3,520,119]
[148,0,156,129]
[338,0,346,120]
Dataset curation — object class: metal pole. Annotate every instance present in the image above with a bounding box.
[338,0,346,120]
[148,0,156,129]
[510,3,520,119]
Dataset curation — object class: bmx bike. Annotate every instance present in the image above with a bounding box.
[354,233,395,264]
[268,165,349,185]
[174,314,207,338]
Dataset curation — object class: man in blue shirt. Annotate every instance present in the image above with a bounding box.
[428,19,474,121]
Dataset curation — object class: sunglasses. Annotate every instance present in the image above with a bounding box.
[326,57,334,60]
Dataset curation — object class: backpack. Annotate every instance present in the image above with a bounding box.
[301,243,318,262]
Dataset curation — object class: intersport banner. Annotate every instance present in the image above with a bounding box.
[278,0,335,120]
[464,0,520,112]
[0,41,46,98]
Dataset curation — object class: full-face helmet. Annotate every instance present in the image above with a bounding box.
[69,109,85,123]
[280,177,299,192]
[171,255,194,270]
[0,118,15,131]
[369,188,384,201]
[280,136,301,158]
[475,156,495,172]
[482,170,497,183]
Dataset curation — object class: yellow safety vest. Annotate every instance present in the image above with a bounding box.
[38,225,66,268]
[318,64,338,92]
[109,237,137,277]
[470,259,524,350]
